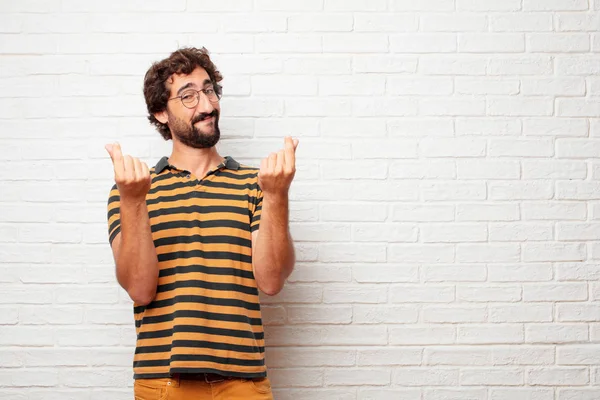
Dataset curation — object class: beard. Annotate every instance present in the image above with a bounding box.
[169,109,220,149]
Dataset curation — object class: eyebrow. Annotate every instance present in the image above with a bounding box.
[176,79,213,96]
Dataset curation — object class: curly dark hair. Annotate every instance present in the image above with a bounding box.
[143,47,223,140]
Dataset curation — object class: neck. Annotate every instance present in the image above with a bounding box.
[168,139,224,178]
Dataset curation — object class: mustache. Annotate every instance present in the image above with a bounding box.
[192,110,218,124]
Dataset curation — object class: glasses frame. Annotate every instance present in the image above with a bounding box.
[168,84,222,109]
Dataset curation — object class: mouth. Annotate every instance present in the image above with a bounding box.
[193,112,216,126]
[195,116,213,124]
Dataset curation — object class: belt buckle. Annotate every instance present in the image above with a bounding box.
[204,373,225,384]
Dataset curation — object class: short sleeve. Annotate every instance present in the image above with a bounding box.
[107,184,121,245]
[250,173,263,233]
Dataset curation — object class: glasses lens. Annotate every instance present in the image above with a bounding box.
[181,93,198,108]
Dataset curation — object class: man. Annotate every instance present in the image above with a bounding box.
[105,47,297,400]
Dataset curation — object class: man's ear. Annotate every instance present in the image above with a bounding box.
[154,110,168,124]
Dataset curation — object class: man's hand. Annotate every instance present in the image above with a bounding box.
[105,143,151,201]
[258,136,299,196]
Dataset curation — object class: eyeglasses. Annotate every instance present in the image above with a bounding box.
[168,86,221,109]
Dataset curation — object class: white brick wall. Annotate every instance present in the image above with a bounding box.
[1,1,599,399]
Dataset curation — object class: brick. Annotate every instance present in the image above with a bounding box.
[387,77,453,96]
[457,244,520,263]
[458,0,522,11]
[358,348,422,366]
[393,368,459,386]
[490,304,553,323]
[420,56,488,75]
[421,223,487,243]
[353,305,418,324]
[390,161,456,179]
[421,182,486,201]
[557,12,600,31]
[423,306,487,323]
[420,138,487,157]
[391,34,457,53]
[557,304,600,322]
[523,118,588,137]
[457,285,522,302]
[489,182,554,201]
[459,34,525,53]
[489,56,554,75]
[521,78,586,96]
[389,244,455,263]
[491,13,553,31]
[524,283,588,302]
[423,265,487,282]
[457,160,519,179]
[490,388,554,400]
[492,346,555,365]
[391,0,455,11]
[489,223,553,241]
[460,368,523,386]
[458,325,524,344]
[455,78,520,95]
[326,369,390,386]
[527,324,589,344]
[324,285,388,303]
[556,262,600,280]
[353,265,419,283]
[522,160,587,179]
[420,98,486,116]
[266,348,355,368]
[523,0,588,10]
[355,14,418,31]
[488,98,554,117]
[421,13,488,32]
[265,326,387,346]
[287,305,352,324]
[323,34,388,53]
[528,34,590,52]
[352,223,418,243]
[390,325,456,345]
[457,204,519,222]
[527,367,589,386]
[425,346,492,366]
[489,264,553,282]
[325,0,387,10]
[556,56,600,75]
[354,55,418,73]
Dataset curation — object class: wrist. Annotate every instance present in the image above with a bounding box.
[119,196,148,209]
[263,192,289,205]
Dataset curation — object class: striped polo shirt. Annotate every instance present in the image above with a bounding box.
[107,156,266,380]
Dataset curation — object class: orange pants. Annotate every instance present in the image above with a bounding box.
[133,375,274,400]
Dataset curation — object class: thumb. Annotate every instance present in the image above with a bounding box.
[105,144,114,159]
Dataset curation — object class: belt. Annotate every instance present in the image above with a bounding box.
[175,373,235,384]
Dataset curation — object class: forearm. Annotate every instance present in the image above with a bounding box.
[114,198,159,305]
[253,194,295,295]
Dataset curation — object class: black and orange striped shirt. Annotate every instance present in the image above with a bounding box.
[107,156,266,379]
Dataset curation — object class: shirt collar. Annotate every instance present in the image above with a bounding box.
[154,156,240,174]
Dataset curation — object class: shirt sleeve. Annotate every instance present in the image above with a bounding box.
[107,183,121,245]
[250,172,263,233]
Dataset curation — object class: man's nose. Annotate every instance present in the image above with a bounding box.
[195,92,214,113]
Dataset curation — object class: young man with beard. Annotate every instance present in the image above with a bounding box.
[105,47,297,400]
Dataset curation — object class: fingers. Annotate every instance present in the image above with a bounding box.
[123,155,135,177]
[275,150,285,173]
[133,157,144,181]
[106,142,124,176]
[267,152,277,171]
[140,161,151,184]
[284,136,296,170]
